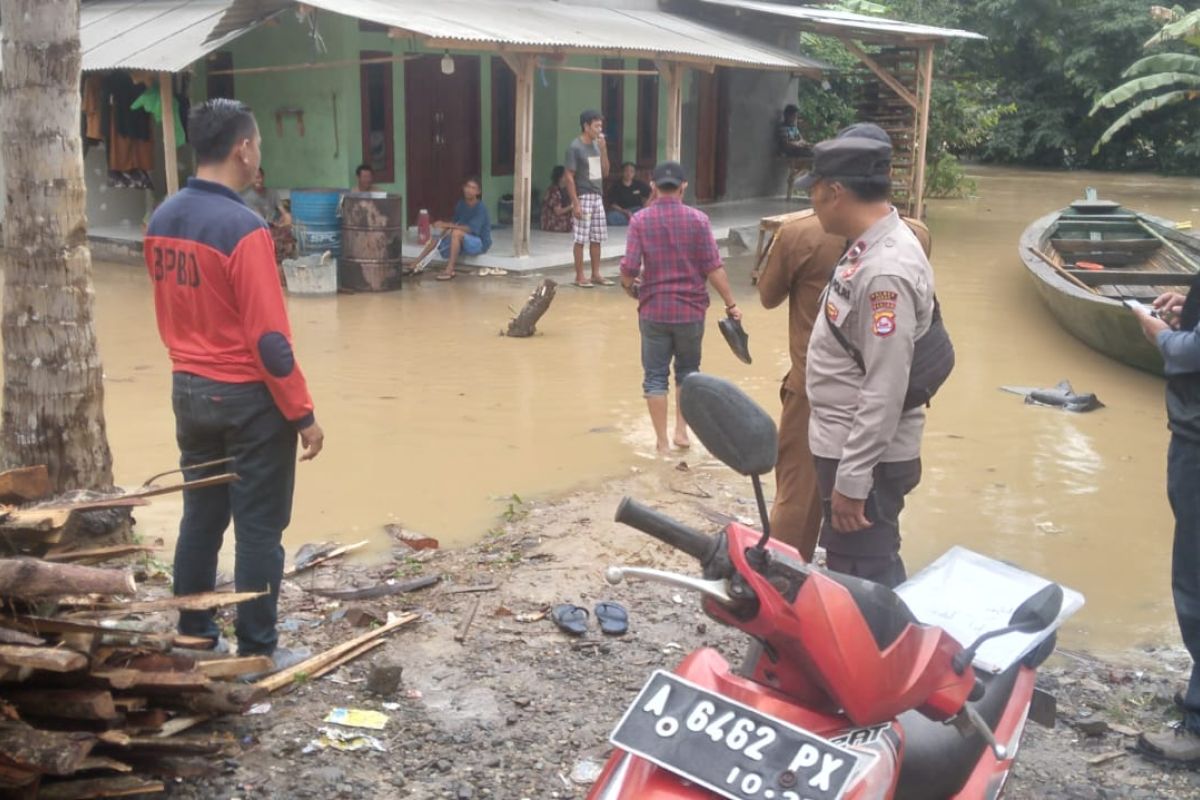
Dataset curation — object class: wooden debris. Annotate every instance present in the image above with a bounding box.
[1086,751,1126,767]
[0,627,46,647]
[307,574,440,601]
[310,640,385,681]
[256,612,419,693]
[43,474,239,512]
[0,466,50,504]
[171,635,216,651]
[0,645,87,673]
[196,656,273,680]
[122,709,170,734]
[164,683,265,716]
[287,539,370,577]
[455,596,482,643]
[384,524,439,551]
[505,278,558,337]
[89,670,209,693]
[443,583,499,595]
[7,690,119,722]
[67,590,265,615]
[0,508,76,547]
[0,558,135,599]
[151,715,211,739]
[44,546,158,565]
[74,756,133,774]
[0,720,95,775]
[37,775,165,799]
[0,617,171,652]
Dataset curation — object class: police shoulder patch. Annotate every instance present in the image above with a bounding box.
[872,310,896,338]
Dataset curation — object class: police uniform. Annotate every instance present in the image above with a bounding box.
[799,133,936,588]
[758,211,930,563]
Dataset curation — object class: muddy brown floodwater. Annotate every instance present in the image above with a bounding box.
[2,165,1198,656]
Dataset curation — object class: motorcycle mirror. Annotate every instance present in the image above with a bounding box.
[1008,583,1063,633]
[679,374,777,477]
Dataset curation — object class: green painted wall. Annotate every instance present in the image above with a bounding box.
[196,13,675,231]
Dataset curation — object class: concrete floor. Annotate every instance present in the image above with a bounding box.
[87,195,810,272]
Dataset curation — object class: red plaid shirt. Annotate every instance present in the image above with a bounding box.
[619,196,722,323]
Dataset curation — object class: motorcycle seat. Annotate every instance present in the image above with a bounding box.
[893,662,1021,800]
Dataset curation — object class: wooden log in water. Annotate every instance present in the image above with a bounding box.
[505,279,557,337]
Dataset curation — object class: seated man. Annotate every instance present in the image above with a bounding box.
[240,167,294,264]
[778,104,812,158]
[355,163,375,193]
[606,162,651,227]
[411,176,491,281]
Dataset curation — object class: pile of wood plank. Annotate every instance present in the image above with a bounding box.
[0,552,281,798]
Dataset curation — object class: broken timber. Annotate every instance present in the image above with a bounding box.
[505,278,557,337]
[256,612,419,693]
[0,558,135,599]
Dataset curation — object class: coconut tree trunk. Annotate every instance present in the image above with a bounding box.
[0,0,114,491]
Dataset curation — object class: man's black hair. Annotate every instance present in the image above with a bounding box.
[550,165,565,184]
[463,175,482,187]
[579,109,603,130]
[783,104,799,117]
[836,175,892,203]
[188,99,257,166]
[621,161,636,170]
[355,163,373,177]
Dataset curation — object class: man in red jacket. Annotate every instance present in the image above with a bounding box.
[145,99,324,670]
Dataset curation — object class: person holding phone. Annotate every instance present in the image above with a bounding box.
[1130,284,1200,764]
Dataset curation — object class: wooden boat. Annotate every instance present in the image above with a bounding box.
[1018,189,1200,375]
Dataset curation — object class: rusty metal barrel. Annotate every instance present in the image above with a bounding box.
[339,192,404,292]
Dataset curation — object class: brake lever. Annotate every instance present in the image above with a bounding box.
[606,566,733,605]
[949,701,1007,760]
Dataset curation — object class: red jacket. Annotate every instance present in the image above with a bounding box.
[145,178,315,428]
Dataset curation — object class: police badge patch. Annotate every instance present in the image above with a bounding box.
[826,301,840,322]
[872,310,896,337]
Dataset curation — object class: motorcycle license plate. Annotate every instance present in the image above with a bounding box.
[610,671,861,800]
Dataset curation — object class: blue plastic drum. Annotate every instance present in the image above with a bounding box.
[291,189,344,257]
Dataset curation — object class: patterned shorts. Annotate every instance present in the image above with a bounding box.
[572,192,608,245]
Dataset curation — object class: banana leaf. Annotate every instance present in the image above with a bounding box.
[1091,72,1200,112]
[1093,90,1193,152]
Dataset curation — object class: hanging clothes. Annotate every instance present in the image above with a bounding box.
[131,82,186,144]
[101,71,155,186]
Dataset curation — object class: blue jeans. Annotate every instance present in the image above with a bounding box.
[607,210,631,227]
[438,234,485,257]
[639,319,703,396]
[1169,435,1200,733]
[172,373,297,656]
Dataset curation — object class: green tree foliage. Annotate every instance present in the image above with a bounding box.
[1091,8,1200,162]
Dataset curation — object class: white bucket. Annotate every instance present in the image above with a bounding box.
[283,252,337,296]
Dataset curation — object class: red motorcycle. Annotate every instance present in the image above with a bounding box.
[588,374,1071,800]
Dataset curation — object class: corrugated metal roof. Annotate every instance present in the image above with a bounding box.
[291,0,824,71]
[75,0,271,73]
[696,0,985,42]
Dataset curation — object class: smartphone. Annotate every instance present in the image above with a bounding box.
[1122,298,1160,318]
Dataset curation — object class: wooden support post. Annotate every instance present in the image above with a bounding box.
[657,61,684,162]
[912,45,935,220]
[504,54,536,258]
[160,72,179,195]
[839,39,919,110]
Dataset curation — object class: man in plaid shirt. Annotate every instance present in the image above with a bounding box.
[620,161,742,455]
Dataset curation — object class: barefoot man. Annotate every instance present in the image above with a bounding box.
[620,161,741,455]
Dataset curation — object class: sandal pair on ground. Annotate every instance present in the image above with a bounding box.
[551,601,627,636]
[574,277,616,288]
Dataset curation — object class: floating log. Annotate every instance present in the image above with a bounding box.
[0,466,50,504]
[0,645,87,673]
[37,775,165,799]
[0,559,135,599]
[0,720,95,775]
[7,690,119,722]
[256,612,418,693]
[505,278,557,337]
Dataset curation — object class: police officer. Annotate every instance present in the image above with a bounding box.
[798,128,936,588]
[757,124,930,563]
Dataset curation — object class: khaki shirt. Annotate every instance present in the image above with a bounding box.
[806,209,935,499]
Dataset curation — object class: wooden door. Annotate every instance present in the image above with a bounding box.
[404,55,482,224]
[694,68,730,203]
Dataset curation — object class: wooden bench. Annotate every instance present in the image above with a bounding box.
[751,208,816,284]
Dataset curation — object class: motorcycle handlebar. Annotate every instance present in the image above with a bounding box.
[615,497,718,564]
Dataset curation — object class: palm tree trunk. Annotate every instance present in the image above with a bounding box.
[0,0,114,491]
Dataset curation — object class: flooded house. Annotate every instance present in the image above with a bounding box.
[0,0,979,269]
